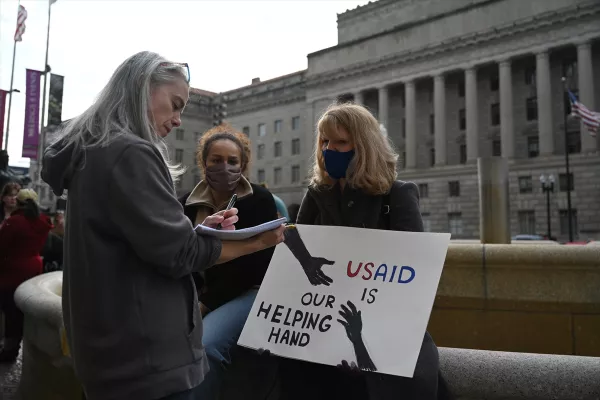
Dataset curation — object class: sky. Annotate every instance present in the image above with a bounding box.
[0,0,369,167]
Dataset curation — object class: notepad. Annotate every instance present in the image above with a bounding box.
[194,217,287,241]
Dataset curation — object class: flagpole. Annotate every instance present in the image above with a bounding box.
[561,76,574,242]
[4,0,19,152]
[36,0,53,187]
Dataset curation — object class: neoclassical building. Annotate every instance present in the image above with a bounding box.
[174,0,600,240]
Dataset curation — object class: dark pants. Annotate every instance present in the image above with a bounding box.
[0,287,23,348]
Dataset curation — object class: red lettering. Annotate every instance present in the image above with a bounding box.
[347,261,363,278]
[362,262,374,280]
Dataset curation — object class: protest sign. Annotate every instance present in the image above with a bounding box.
[238,224,451,378]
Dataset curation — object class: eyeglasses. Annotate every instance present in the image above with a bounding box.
[160,62,190,83]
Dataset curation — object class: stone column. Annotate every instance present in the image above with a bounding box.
[405,81,417,169]
[478,157,511,244]
[499,59,515,158]
[536,50,554,156]
[577,41,596,152]
[465,67,479,161]
[378,85,389,132]
[354,91,364,105]
[434,74,447,166]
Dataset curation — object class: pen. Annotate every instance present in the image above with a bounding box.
[216,194,237,230]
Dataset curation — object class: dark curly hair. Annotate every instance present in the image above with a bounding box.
[196,123,252,177]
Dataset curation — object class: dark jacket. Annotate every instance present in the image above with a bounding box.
[42,134,222,400]
[179,180,277,310]
[295,180,444,400]
[0,209,52,290]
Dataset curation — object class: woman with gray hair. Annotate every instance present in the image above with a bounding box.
[42,51,285,400]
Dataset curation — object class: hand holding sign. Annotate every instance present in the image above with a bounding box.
[338,301,377,372]
[284,225,335,286]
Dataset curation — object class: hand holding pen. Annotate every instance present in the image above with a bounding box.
[201,194,239,230]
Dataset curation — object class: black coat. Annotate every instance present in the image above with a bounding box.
[283,180,448,400]
[179,183,278,310]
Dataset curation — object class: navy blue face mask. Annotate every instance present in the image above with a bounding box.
[323,149,355,180]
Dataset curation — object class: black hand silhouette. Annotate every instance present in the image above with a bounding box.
[256,348,271,357]
[284,226,335,286]
[337,301,377,372]
[303,257,335,286]
[337,301,362,343]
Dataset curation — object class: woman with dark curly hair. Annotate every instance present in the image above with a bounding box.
[1,181,21,226]
[179,123,279,399]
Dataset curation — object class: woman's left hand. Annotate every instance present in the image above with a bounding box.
[202,208,239,230]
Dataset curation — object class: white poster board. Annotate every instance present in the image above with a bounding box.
[238,224,451,378]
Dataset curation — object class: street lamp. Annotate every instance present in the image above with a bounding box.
[540,174,555,240]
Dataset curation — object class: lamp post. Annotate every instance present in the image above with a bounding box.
[3,88,21,150]
[540,174,554,240]
[561,76,574,242]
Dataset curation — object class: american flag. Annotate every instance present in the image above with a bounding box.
[568,89,599,137]
[14,5,27,42]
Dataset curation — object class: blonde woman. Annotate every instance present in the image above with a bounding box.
[280,103,451,400]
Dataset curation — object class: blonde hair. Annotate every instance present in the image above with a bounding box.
[309,103,398,195]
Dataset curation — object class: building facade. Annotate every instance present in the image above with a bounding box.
[176,0,600,240]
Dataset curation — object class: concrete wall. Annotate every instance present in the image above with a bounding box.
[429,244,600,356]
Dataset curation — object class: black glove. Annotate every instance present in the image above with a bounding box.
[284,226,335,286]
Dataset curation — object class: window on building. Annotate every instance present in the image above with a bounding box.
[490,74,499,91]
[448,181,460,197]
[458,80,465,97]
[459,144,467,164]
[418,183,429,198]
[257,169,265,183]
[292,116,300,130]
[401,151,406,169]
[274,119,282,133]
[291,138,301,155]
[242,126,250,136]
[274,167,282,185]
[559,173,574,192]
[175,129,184,141]
[448,212,463,235]
[429,114,434,135]
[274,141,282,157]
[257,144,265,160]
[562,60,577,82]
[402,118,406,138]
[459,109,466,130]
[422,212,432,232]
[567,131,581,154]
[559,209,578,237]
[564,89,579,116]
[526,97,538,121]
[258,123,266,137]
[291,165,300,183]
[524,66,536,85]
[490,103,500,126]
[175,149,183,163]
[518,176,533,194]
[492,139,501,156]
[430,148,435,167]
[527,136,539,158]
[518,210,536,234]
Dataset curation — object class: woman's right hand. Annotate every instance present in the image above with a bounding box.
[202,208,239,230]
[254,224,286,251]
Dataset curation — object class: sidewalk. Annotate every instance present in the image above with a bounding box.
[0,348,21,400]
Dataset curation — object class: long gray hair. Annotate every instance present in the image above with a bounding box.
[54,51,188,180]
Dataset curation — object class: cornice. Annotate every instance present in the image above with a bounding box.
[306,1,600,89]
[397,154,600,180]
[227,94,306,117]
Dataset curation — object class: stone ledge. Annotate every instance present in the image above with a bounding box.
[439,347,600,399]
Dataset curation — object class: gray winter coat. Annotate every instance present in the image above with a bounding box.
[42,134,222,400]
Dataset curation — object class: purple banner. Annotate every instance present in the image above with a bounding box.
[0,90,7,149]
[22,68,42,159]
